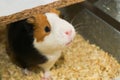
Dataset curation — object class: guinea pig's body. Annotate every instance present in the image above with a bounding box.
[6,9,76,79]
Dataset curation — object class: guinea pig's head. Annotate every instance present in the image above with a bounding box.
[28,9,76,53]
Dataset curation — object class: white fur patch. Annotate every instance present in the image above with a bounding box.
[34,38,62,71]
[40,50,61,71]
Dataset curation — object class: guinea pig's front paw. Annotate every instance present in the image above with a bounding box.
[41,76,52,80]
[41,71,52,80]
[22,68,33,76]
[41,77,52,80]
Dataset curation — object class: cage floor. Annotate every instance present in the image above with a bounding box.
[0,27,120,80]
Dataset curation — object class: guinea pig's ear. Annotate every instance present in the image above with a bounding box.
[27,16,35,24]
[49,8,60,16]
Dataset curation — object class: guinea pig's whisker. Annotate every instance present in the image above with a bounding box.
[76,26,81,29]
[74,23,81,32]
[70,16,77,24]
[70,12,80,24]
[64,16,69,19]
[61,15,68,19]
[76,25,87,32]
[74,23,81,28]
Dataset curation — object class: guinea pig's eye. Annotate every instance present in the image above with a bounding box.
[44,26,50,32]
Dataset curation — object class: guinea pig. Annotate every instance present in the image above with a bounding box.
[6,9,76,80]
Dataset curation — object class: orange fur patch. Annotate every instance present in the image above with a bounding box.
[49,8,60,16]
[28,14,51,42]
[26,9,61,42]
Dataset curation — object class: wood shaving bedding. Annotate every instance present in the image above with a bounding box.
[0,27,120,80]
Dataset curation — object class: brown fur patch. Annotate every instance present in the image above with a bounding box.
[28,14,51,42]
[49,9,60,16]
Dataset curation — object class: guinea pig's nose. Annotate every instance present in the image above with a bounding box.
[65,30,72,36]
